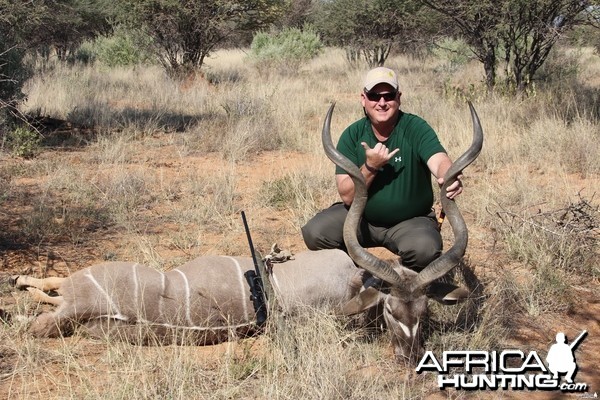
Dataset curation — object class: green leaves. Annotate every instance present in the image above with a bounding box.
[121,0,285,75]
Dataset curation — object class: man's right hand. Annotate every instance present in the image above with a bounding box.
[361,142,400,171]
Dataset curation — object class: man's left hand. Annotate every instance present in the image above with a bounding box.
[437,176,463,199]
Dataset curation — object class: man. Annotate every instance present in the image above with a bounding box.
[546,332,579,384]
[302,67,463,270]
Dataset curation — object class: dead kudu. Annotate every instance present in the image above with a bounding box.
[9,102,483,362]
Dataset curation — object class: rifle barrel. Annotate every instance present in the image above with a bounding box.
[569,330,588,350]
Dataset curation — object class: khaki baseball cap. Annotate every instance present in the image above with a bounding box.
[363,67,399,92]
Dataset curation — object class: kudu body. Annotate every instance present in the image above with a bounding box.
[12,249,360,343]
[11,102,482,362]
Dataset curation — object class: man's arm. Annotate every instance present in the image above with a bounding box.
[336,167,377,205]
[427,152,463,199]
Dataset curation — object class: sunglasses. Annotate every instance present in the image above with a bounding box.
[364,90,398,102]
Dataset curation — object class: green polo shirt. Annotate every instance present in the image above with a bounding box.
[335,111,445,227]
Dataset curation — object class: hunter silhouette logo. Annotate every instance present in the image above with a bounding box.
[415,329,590,392]
[546,330,587,384]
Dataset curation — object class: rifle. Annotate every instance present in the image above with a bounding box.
[569,330,588,350]
[241,211,268,327]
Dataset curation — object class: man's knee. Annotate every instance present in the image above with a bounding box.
[301,222,322,250]
[301,217,344,250]
[302,226,348,251]
[395,230,442,268]
[409,237,442,267]
[301,203,347,250]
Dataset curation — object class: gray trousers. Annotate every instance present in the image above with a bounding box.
[301,202,442,270]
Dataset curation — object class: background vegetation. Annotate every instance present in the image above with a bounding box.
[0,0,598,398]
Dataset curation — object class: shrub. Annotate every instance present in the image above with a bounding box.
[85,29,154,67]
[497,197,599,279]
[250,27,323,72]
[6,126,41,158]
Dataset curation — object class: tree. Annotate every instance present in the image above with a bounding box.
[277,0,316,29]
[0,0,33,131]
[1,0,111,126]
[21,0,112,62]
[315,0,425,66]
[499,0,593,92]
[421,0,595,93]
[420,0,502,92]
[121,0,285,76]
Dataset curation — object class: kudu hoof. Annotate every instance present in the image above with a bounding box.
[9,275,27,290]
[9,275,20,288]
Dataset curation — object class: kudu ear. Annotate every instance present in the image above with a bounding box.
[427,282,469,305]
[340,287,383,315]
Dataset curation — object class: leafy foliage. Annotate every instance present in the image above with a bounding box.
[430,37,475,70]
[314,0,425,66]
[498,0,593,92]
[0,0,33,133]
[422,0,595,92]
[91,29,154,67]
[120,0,285,77]
[250,27,323,71]
[6,126,41,158]
[277,0,315,29]
[1,0,112,137]
[25,0,112,61]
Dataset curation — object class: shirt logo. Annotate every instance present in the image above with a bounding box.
[394,156,402,163]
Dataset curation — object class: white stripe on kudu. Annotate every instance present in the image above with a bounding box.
[174,269,193,326]
[83,270,128,321]
[132,263,139,308]
[158,273,166,321]
[224,256,250,322]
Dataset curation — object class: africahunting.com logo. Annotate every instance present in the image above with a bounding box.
[415,330,592,393]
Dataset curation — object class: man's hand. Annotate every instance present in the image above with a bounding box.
[360,142,400,170]
[427,152,463,199]
[437,176,463,199]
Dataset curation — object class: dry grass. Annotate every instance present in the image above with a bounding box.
[1,45,598,398]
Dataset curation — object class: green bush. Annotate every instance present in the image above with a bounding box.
[98,30,153,67]
[78,29,154,67]
[250,27,323,71]
[7,126,41,158]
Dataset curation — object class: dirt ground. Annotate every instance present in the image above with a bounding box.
[0,126,598,398]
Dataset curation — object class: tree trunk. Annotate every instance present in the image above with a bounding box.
[483,44,497,92]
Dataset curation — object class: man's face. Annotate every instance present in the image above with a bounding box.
[361,83,401,126]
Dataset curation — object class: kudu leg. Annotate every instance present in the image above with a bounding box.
[11,275,66,292]
[26,287,64,306]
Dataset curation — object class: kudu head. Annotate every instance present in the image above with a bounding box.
[322,102,483,363]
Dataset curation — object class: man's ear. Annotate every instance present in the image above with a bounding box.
[340,287,383,315]
[427,282,469,305]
